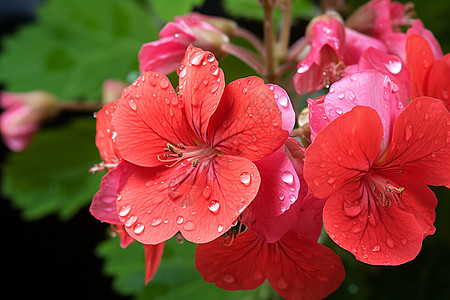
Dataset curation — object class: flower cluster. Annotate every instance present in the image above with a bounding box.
[87,0,450,298]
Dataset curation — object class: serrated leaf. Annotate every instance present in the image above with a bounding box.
[2,117,103,220]
[0,0,159,101]
[97,235,278,299]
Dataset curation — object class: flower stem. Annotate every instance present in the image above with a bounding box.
[233,27,265,55]
[262,0,276,83]
[221,43,265,75]
[277,0,293,60]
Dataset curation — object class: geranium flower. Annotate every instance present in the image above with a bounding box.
[139,14,232,74]
[304,91,449,265]
[195,229,345,300]
[405,21,449,109]
[98,45,288,245]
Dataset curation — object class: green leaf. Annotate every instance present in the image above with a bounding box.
[0,0,159,101]
[2,117,103,220]
[97,235,279,299]
[148,0,205,23]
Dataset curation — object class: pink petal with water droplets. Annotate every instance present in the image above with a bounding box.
[307,95,329,142]
[343,27,388,66]
[266,84,295,132]
[178,45,225,142]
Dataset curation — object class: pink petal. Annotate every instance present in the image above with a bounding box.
[267,84,295,132]
[343,27,388,66]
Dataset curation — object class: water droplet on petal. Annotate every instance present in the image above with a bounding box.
[372,244,381,252]
[327,177,336,184]
[159,78,169,89]
[281,171,294,185]
[297,63,309,73]
[118,205,131,217]
[218,224,224,233]
[190,52,204,66]
[208,200,220,214]
[240,172,251,186]
[133,223,145,235]
[210,65,219,76]
[386,238,395,248]
[405,124,412,141]
[336,108,343,115]
[210,83,219,94]
[277,277,289,289]
[125,215,138,227]
[183,221,196,231]
[207,54,215,62]
[151,218,163,226]
[337,91,345,99]
[128,99,137,111]
[401,238,408,245]
[203,185,212,199]
[278,95,288,107]
[176,216,184,225]
[343,201,362,217]
[384,59,402,74]
[223,274,235,283]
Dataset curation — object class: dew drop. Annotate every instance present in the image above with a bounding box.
[128,99,137,111]
[278,95,289,107]
[405,124,412,141]
[183,221,196,231]
[386,238,395,248]
[337,91,345,99]
[207,54,215,62]
[240,172,251,186]
[125,215,138,227]
[289,194,296,203]
[297,63,309,73]
[208,200,220,214]
[210,65,219,76]
[176,216,184,225]
[277,277,289,290]
[118,205,131,217]
[336,108,343,115]
[203,185,212,199]
[281,171,294,185]
[223,274,235,283]
[327,177,336,184]
[190,52,204,66]
[210,83,219,94]
[133,223,145,235]
[218,224,224,233]
[401,238,408,245]
[159,78,169,89]
[384,59,402,74]
[343,202,362,217]
[151,218,163,227]
[372,244,381,252]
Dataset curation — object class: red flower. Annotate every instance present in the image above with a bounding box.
[304,97,449,265]
[406,21,450,110]
[195,229,345,300]
[99,45,288,245]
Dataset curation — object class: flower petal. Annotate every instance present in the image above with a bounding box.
[426,54,450,109]
[267,84,295,132]
[117,155,260,244]
[112,72,193,167]
[323,180,425,266]
[95,99,120,163]
[177,45,225,142]
[323,70,403,152]
[304,106,383,199]
[382,96,450,186]
[144,242,165,284]
[210,76,288,161]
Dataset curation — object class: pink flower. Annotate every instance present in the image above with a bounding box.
[195,229,345,300]
[0,91,59,152]
[139,14,232,74]
[96,45,288,245]
[304,73,449,265]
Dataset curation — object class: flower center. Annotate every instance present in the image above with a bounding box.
[322,61,346,88]
[158,142,216,168]
[365,173,405,207]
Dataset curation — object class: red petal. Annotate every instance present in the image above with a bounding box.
[196,230,345,300]
[405,34,435,100]
[95,99,120,163]
[144,242,165,284]
[382,97,450,186]
[210,76,288,161]
[117,155,260,244]
[265,231,345,300]
[177,45,225,142]
[292,191,327,242]
[304,106,383,199]
[323,180,425,266]
[426,54,450,109]
[112,72,194,167]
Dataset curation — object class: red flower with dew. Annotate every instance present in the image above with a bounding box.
[405,21,449,110]
[98,45,288,245]
[304,94,449,265]
[196,229,345,300]
[90,100,165,282]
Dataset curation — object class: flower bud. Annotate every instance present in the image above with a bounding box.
[0,91,60,151]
